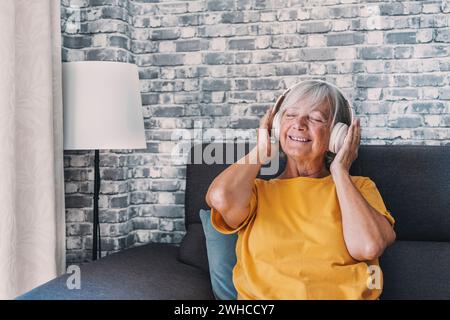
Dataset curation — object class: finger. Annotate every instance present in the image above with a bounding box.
[351,118,361,152]
[351,117,359,143]
[346,125,357,155]
[344,120,354,148]
[354,118,361,144]
[356,119,361,144]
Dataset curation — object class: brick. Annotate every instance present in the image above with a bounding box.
[141,93,159,105]
[386,31,417,44]
[67,223,92,236]
[439,88,450,100]
[272,34,306,48]
[197,25,235,38]
[221,11,244,23]
[158,2,188,15]
[235,52,252,64]
[98,208,129,223]
[140,205,184,218]
[67,237,83,250]
[442,115,450,126]
[297,21,331,34]
[151,28,180,40]
[299,48,335,61]
[435,29,450,42]
[85,48,130,62]
[150,180,180,191]
[394,46,413,59]
[229,117,260,129]
[204,52,234,64]
[110,195,129,208]
[178,14,200,26]
[66,209,86,222]
[151,53,185,66]
[133,217,158,230]
[329,5,359,18]
[410,74,446,87]
[359,47,394,59]
[326,32,364,46]
[176,39,203,52]
[200,104,230,116]
[100,6,128,20]
[201,79,231,91]
[228,38,255,50]
[65,195,92,208]
[252,51,284,63]
[250,78,283,90]
[129,191,157,204]
[63,35,91,49]
[385,88,419,100]
[379,2,404,15]
[229,92,257,103]
[388,115,422,128]
[411,102,446,114]
[356,75,390,88]
[275,64,307,76]
[101,168,128,180]
[206,0,234,11]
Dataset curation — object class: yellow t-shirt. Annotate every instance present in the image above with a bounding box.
[210,174,395,300]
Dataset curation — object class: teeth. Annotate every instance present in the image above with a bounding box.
[289,136,310,142]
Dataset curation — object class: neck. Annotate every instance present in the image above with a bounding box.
[279,158,330,179]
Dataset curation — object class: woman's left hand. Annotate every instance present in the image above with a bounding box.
[330,117,361,175]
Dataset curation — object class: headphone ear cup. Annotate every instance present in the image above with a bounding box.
[331,122,349,154]
[272,111,282,141]
[329,123,340,153]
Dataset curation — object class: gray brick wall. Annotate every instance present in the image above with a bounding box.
[61,0,450,263]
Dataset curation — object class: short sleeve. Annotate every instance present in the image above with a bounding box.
[357,177,395,227]
[210,180,258,234]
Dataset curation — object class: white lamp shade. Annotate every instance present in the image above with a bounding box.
[63,61,146,150]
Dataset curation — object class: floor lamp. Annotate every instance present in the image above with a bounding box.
[62,61,146,260]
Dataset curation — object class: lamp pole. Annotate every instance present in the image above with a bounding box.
[93,149,101,260]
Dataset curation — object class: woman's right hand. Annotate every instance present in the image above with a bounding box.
[255,107,279,164]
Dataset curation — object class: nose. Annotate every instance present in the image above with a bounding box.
[292,115,308,130]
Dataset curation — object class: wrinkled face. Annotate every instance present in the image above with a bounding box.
[279,98,333,163]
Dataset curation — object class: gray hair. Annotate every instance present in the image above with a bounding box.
[278,80,353,170]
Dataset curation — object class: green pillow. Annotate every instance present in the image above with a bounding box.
[199,209,238,300]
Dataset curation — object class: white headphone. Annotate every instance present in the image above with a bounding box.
[271,80,354,154]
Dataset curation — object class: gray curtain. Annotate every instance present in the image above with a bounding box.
[0,0,65,299]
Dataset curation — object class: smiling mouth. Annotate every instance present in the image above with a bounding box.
[288,135,312,143]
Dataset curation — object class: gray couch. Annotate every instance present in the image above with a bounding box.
[18,143,450,300]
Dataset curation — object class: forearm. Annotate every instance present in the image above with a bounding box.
[206,147,262,227]
[332,169,395,261]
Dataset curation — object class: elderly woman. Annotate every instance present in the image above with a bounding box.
[205,80,396,300]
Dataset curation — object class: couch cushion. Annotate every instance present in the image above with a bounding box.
[199,209,237,300]
[380,240,450,299]
[17,243,214,300]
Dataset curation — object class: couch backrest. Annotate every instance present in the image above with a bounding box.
[183,143,450,299]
